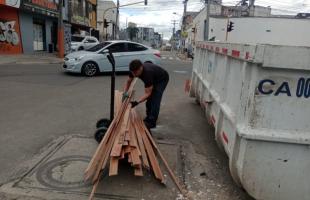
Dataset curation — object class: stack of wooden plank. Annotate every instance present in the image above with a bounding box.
[85,84,186,200]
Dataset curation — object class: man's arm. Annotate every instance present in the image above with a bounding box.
[124,76,133,92]
[137,86,153,103]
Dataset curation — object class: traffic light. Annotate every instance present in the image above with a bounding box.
[144,0,147,5]
[227,21,234,32]
[104,19,109,28]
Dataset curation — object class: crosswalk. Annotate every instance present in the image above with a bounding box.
[161,56,180,60]
[161,55,192,62]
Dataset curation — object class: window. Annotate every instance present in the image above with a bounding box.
[107,43,127,53]
[71,36,84,42]
[128,43,147,52]
[86,39,97,43]
[87,42,111,52]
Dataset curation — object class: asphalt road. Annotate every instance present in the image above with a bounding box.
[0,52,252,199]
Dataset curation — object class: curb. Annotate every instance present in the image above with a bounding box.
[0,61,63,65]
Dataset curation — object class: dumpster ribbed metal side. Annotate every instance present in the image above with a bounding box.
[190,41,310,200]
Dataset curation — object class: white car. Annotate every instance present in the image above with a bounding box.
[63,40,161,76]
[71,35,99,51]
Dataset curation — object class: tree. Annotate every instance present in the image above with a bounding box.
[126,27,139,41]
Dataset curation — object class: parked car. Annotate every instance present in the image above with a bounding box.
[71,35,99,51]
[63,40,161,76]
[163,43,172,51]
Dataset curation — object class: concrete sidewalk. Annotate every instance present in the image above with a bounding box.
[0,53,63,65]
[0,135,187,200]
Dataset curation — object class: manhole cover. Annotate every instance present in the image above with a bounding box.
[36,155,92,190]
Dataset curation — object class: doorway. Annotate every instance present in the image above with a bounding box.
[33,23,44,51]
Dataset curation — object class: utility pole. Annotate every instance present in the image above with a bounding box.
[115,0,119,40]
[102,0,147,41]
[183,0,188,15]
[182,0,188,52]
[249,0,255,7]
[57,0,64,58]
[171,20,178,51]
[205,0,211,41]
[171,20,177,37]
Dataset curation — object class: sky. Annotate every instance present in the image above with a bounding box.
[109,0,310,39]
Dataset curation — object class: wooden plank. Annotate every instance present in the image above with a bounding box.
[91,94,133,183]
[140,128,164,182]
[114,90,122,116]
[84,119,117,180]
[124,123,131,141]
[124,145,131,154]
[110,106,131,157]
[118,129,128,144]
[128,153,132,163]
[131,147,142,166]
[85,92,129,180]
[120,148,125,159]
[134,165,143,176]
[88,176,100,200]
[131,111,150,169]
[129,119,138,148]
[109,157,119,176]
[140,116,187,196]
[87,81,137,199]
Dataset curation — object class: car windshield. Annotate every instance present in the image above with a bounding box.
[86,42,111,52]
[71,36,84,42]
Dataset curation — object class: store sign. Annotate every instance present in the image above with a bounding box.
[0,0,21,8]
[31,0,57,10]
[22,0,58,16]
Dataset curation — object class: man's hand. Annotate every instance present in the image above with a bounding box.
[130,101,139,108]
[122,92,129,102]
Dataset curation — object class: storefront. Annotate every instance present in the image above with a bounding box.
[0,1,23,54]
[19,0,58,53]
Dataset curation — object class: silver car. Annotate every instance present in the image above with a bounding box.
[63,40,161,76]
[71,35,100,51]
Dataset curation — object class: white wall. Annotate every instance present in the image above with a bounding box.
[97,1,117,41]
[190,4,310,47]
[208,17,310,47]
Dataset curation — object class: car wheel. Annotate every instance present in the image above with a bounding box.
[78,46,84,51]
[82,62,99,77]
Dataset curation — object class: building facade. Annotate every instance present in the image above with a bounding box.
[183,3,310,52]
[19,0,59,53]
[69,0,97,36]
[137,27,154,46]
[0,0,97,54]
[0,0,23,54]
[97,0,118,41]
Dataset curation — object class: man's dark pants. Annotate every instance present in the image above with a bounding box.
[145,78,169,127]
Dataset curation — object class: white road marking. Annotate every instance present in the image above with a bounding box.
[173,70,188,74]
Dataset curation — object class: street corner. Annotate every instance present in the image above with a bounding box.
[0,135,186,200]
